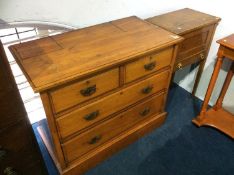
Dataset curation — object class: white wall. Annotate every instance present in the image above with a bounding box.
[0,0,233,113]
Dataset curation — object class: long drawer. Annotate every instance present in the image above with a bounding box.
[125,47,173,83]
[56,70,170,139]
[62,92,165,163]
[50,68,119,113]
[174,51,205,71]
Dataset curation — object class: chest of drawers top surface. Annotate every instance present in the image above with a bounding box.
[9,16,182,92]
[146,8,221,35]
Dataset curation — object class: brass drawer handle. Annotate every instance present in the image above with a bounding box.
[80,85,96,97]
[200,53,205,60]
[177,63,182,69]
[144,61,156,71]
[0,147,7,161]
[140,107,151,116]
[88,135,102,144]
[142,86,153,94]
[84,110,99,121]
[4,167,18,175]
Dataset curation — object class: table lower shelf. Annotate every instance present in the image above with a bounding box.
[193,108,234,138]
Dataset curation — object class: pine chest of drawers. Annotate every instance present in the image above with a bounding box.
[9,16,183,174]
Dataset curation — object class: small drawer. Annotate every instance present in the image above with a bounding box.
[50,68,119,113]
[125,47,173,83]
[177,25,212,61]
[62,92,165,163]
[56,70,170,139]
[174,52,205,71]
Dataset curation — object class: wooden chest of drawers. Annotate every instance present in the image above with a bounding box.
[146,8,221,95]
[9,16,183,174]
[0,41,47,175]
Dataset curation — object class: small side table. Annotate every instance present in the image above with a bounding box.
[146,8,221,95]
[193,34,234,139]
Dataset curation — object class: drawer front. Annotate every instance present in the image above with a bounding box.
[174,51,205,71]
[177,25,213,61]
[62,92,165,163]
[57,70,170,139]
[50,68,119,113]
[125,47,173,83]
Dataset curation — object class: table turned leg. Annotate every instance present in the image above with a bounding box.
[197,56,223,121]
[214,62,234,110]
[192,59,206,96]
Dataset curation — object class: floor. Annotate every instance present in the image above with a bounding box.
[32,83,234,175]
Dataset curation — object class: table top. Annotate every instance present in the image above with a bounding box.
[9,16,183,92]
[217,34,234,50]
[146,8,221,35]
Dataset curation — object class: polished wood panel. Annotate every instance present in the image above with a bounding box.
[125,47,173,83]
[62,92,165,163]
[0,40,47,174]
[146,8,221,95]
[57,70,169,139]
[9,17,182,174]
[50,68,119,113]
[193,34,234,139]
[0,43,25,129]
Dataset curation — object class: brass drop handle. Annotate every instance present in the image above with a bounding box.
[88,135,102,144]
[200,53,205,60]
[142,86,153,94]
[80,85,96,97]
[144,61,156,71]
[0,147,7,161]
[177,63,182,69]
[84,110,99,121]
[4,167,18,175]
[140,107,151,116]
